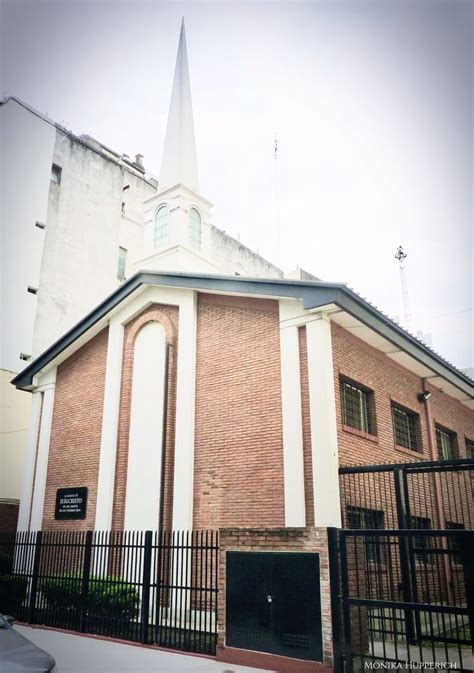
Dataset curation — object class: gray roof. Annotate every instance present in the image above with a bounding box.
[12,270,474,399]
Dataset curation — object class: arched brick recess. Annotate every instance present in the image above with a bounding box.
[112,304,179,531]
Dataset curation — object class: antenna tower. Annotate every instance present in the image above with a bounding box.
[395,245,411,331]
[274,133,280,259]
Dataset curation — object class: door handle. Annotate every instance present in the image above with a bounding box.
[266,594,273,604]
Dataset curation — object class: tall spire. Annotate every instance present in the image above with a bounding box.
[159,19,199,193]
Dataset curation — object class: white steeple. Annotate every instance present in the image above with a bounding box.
[159,18,199,193]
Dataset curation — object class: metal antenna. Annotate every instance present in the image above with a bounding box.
[274,133,280,259]
[395,245,411,331]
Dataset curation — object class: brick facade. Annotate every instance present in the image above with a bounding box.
[193,293,285,529]
[42,328,109,530]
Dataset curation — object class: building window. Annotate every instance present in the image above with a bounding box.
[391,403,421,452]
[446,521,465,564]
[117,247,127,280]
[340,378,376,435]
[154,205,169,248]
[410,516,432,563]
[189,207,201,250]
[347,506,385,563]
[51,164,62,184]
[466,437,474,458]
[435,425,458,460]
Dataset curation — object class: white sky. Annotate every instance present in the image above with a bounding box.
[1,0,472,370]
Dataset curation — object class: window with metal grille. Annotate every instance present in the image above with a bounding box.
[189,207,201,250]
[466,437,474,458]
[410,516,432,563]
[391,403,421,452]
[435,425,458,460]
[340,379,375,434]
[117,246,127,280]
[154,205,169,248]
[446,521,465,564]
[347,506,385,563]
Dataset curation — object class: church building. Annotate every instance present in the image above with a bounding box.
[11,20,474,536]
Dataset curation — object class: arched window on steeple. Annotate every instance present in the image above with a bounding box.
[154,205,169,248]
[189,208,201,250]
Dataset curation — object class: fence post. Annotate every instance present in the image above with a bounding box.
[80,531,93,633]
[394,468,416,644]
[327,528,343,673]
[140,530,153,644]
[28,530,43,624]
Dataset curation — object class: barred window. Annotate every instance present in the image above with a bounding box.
[410,516,432,563]
[446,521,465,564]
[391,403,421,452]
[340,379,375,435]
[154,205,169,248]
[466,437,474,459]
[347,506,385,563]
[435,425,458,460]
[189,208,201,250]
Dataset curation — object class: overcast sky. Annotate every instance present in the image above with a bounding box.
[1,0,472,370]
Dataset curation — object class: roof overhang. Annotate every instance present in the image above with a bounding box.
[12,271,474,408]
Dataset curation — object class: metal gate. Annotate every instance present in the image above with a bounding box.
[330,528,474,672]
[226,551,323,662]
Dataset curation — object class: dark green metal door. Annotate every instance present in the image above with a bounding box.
[226,551,322,661]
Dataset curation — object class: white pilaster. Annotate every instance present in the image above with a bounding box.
[171,290,197,530]
[306,315,341,527]
[16,392,43,531]
[124,322,167,531]
[279,300,306,527]
[94,321,124,530]
[29,369,56,531]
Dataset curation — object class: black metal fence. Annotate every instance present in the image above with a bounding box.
[339,457,474,531]
[330,529,474,673]
[0,529,218,655]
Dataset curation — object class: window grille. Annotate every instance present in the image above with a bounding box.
[189,208,201,250]
[340,379,374,434]
[436,425,457,460]
[391,404,420,452]
[446,521,465,564]
[410,516,432,562]
[154,206,169,248]
[347,506,385,562]
[466,438,474,459]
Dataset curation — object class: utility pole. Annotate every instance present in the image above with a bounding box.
[395,245,411,332]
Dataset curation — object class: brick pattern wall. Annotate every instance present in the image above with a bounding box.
[299,326,315,526]
[42,328,109,530]
[331,323,474,466]
[112,304,178,531]
[193,294,285,529]
[0,502,19,533]
[218,527,333,666]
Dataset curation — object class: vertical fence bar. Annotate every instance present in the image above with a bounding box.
[140,530,153,644]
[28,530,42,624]
[80,530,93,632]
[394,468,416,644]
[339,532,353,673]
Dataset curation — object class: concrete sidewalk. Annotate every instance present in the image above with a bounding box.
[15,625,274,673]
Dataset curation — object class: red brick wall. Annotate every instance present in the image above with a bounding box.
[193,293,285,529]
[112,304,178,531]
[0,502,19,533]
[42,328,109,530]
[331,323,474,466]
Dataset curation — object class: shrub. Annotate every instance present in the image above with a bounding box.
[41,575,140,621]
[0,574,28,613]
[0,552,14,575]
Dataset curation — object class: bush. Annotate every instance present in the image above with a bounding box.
[41,575,140,621]
[0,552,14,575]
[0,574,28,613]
